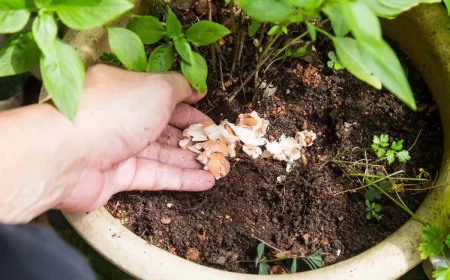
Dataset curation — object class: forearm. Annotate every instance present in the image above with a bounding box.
[0,103,83,223]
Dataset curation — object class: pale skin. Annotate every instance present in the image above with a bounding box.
[0,64,229,224]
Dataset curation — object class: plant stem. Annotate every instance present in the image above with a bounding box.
[229,0,236,33]
[408,130,422,152]
[346,173,429,181]
[259,22,267,50]
[441,248,450,267]
[257,32,283,67]
[371,180,427,226]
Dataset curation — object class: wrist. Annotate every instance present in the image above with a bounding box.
[0,103,84,223]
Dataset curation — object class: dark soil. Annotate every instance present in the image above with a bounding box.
[106,5,443,274]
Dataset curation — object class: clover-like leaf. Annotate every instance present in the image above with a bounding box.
[418,225,444,259]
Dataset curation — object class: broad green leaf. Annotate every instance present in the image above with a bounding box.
[418,225,444,259]
[174,37,193,64]
[40,39,84,120]
[361,0,440,19]
[235,0,292,23]
[305,21,316,41]
[396,150,410,163]
[445,0,450,15]
[257,243,265,260]
[282,26,288,34]
[147,44,174,73]
[186,21,230,46]
[181,51,207,93]
[386,150,395,164]
[258,262,269,275]
[327,61,334,69]
[291,259,297,273]
[342,0,382,44]
[286,0,321,10]
[108,27,146,72]
[248,18,261,37]
[332,37,381,90]
[0,32,40,77]
[268,25,281,36]
[359,40,416,110]
[32,13,58,55]
[0,1,31,33]
[166,8,182,39]
[50,0,133,30]
[127,16,165,44]
[391,140,403,151]
[322,2,350,37]
[34,0,52,8]
[433,266,450,280]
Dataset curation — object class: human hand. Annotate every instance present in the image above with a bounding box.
[0,64,229,223]
[55,65,230,213]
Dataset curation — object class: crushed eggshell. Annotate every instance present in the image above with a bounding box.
[179,111,317,178]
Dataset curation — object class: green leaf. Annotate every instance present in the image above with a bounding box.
[186,21,230,46]
[282,26,288,35]
[445,0,450,15]
[0,32,40,77]
[418,225,444,259]
[181,51,207,93]
[248,18,261,37]
[166,8,182,39]
[365,199,371,208]
[379,180,392,191]
[258,262,270,275]
[0,1,31,33]
[359,40,416,110]
[99,52,122,66]
[40,39,84,120]
[327,61,334,69]
[322,2,350,37]
[342,0,382,44]
[291,259,297,274]
[433,266,450,280]
[372,211,380,221]
[302,249,323,270]
[361,0,440,19]
[50,0,133,30]
[366,212,371,220]
[174,37,193,64]
[108,27,146,72]
[127,16,165,44]
[268,25,281,36]
[147,44,174,73]
[380,134,389,145]
[236,0,292,23]
[32,13,58,55]
[396,150,411,163]
[391,140,403,151]
[445,234,450,248]
[257,243,265,260]
[34,0,52,9]
[365,188,382,201]
[332,37,381,90]
[374,203,382,212]
[386,150,395,164]
[305,22,316,41]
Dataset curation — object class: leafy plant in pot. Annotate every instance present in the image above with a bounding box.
[2,0,450,279]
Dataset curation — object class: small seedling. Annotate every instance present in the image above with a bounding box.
[327,51,344,70]
[365,199,381,221]
[418,225,450,280]
[372,134,411,164]
[253,243,322,274]
[364,175,392,202]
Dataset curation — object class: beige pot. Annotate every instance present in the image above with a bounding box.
[56,3,450,280]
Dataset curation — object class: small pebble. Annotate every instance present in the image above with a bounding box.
[160,216,171,224]
[286,89,291,95]
[166,203,173,208]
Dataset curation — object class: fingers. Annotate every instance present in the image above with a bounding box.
[156,125,183,147]
[128,158,216,192]
[169,103,213,129]
[158,72,206,104]
[138,142,203,169]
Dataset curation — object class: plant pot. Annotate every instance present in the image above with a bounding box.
[49,3,450,280]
